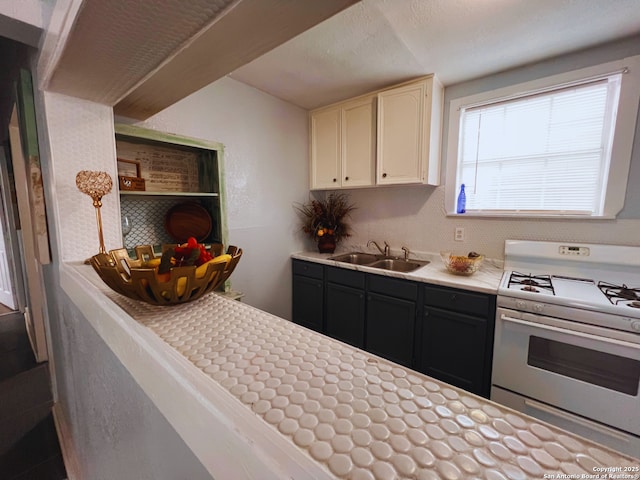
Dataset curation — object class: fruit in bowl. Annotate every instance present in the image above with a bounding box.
[440,251,484,276]
[90,237,242,305]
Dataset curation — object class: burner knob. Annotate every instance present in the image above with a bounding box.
[516,300,527,310]
[532,303,544,313]
[631,321,640,332]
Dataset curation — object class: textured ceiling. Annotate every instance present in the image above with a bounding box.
[230,0,640,109]
[113,0,360,119]
[47,0,237,105]
[43,0,640,116]
[45,0,359,119]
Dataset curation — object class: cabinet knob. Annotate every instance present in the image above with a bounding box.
[382,173,387,178]
[424,311,429,317]
[451,294,457,302]
[333,178,337,182]
[345,176,349,181]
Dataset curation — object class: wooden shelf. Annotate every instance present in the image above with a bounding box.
[115,123,227,248]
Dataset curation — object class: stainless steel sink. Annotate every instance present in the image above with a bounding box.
[367,258,430,273]
[329,252,383,265]
[329,252,429,272]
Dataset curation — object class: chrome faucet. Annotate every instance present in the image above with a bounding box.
[368,240,390,257]
[401,246,410,261]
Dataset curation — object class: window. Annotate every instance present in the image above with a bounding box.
[446,55,640,218]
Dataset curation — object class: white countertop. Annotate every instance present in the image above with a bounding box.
[61,262,638,479]
[291,250,504,294]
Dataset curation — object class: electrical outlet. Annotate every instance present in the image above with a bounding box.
[454,227,465,242]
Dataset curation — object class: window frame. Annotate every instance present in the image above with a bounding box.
[445,55,640,219]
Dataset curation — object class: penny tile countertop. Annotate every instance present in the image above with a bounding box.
[291,249,504,294]
[62,263,639,479]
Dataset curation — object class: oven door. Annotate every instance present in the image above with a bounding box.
[492,307,640,437]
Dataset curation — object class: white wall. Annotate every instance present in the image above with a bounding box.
[35,88,214,479]
[44,91,122,262]
[41,76,310,320]
[123,77,309,319]
[50,296,213,479]
[342,38,640,260]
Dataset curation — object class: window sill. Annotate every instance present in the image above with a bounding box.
[446,211,617,220]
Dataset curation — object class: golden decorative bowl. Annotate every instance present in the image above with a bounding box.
[440,251,484,276]
[90,244,242,306]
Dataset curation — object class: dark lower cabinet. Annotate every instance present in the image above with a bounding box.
[326,283,365,348]
[420,307,487,395]
[325,267,366,347]
[292,260,324,332]
[366,274,419,367]
[291,259,496,397]
[366,292,415,367]
[419,284,496,397]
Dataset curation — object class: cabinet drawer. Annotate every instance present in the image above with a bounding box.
[292,259,324,280]
[368,275,418,301]
[424,284,491,317]
[327,266,365,289]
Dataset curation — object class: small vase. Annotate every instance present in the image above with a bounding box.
[317,234,336,254]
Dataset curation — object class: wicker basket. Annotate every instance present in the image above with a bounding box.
[90,244,242,306]
[440,252,484,276]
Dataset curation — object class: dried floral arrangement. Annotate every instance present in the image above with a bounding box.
[294,193,356,242]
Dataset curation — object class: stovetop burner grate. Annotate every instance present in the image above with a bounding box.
[509,272,555,294]
[598,281,640,305]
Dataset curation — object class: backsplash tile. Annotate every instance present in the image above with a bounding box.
[120,197,181,249]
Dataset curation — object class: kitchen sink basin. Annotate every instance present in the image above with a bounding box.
[367,258,430,273]
[329,252,383,265]
[329,252,429,272]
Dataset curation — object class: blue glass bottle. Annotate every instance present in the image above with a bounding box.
[456,184,466,214]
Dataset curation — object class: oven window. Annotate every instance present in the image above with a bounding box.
[528,336,640,395]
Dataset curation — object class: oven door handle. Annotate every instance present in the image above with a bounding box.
[500,314,640,351]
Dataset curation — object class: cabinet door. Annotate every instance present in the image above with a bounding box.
[376,77,441,186]
[310,106,341,189]
[292,275,324,332]
[326,283,365,348]
[377,81,426,185]
[341,96,375,188]
[366,292,416,367]
[420,306,488,396]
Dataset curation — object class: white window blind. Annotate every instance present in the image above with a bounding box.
[457,73,622,215]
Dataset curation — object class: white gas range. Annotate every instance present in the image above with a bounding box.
[491,240,640,458]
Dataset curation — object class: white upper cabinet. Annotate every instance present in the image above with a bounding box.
[310,106,342,189]
[310,95,376,190]
[341,95,376,188]
[377,77,442,185]
[310,75,442,190]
